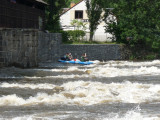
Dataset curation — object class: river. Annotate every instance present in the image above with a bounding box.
[0,60,160,120]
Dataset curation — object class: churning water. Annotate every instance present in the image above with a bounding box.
[0,60,160,120]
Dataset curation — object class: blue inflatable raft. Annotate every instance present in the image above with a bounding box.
[58,60,93,65]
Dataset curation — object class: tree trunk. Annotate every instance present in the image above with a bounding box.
[89,32,94,42]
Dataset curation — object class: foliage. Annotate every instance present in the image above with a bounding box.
[59,31,69,43]
[103,0,160,54]
[70,20,87,31]
[67,30,85,42]
[44,0,66,32]
[64,41,117,45]
[144,54,157,60]
[60,30,85,43]
[85,0,104,42]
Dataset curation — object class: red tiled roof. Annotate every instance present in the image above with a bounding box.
[60,0,83,16]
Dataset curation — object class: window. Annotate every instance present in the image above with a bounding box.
[75,11,83,19]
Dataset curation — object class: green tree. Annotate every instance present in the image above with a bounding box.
[45,0,66,32]
[104,0,160,53]
[70,20,87,31]
[85,0,103,42]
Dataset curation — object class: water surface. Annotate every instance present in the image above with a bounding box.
[0,60,160,120]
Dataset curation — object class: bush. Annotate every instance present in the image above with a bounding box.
[59,31,69,43]
[59,30,85,43]
[67,30,85,42]
[145,54,156,60]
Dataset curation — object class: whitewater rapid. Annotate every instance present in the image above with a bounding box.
[0,60,160,120]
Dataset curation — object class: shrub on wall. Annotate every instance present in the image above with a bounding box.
[59,31,69,43]
[60,30,85,43]
[67,30,85,42]
[144,54,157,60]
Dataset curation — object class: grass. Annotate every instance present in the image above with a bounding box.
[63,41,118,45]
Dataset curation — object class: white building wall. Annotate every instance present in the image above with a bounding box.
[60,0,114,42]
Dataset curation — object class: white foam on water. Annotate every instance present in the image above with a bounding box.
[35,66,86,72]
[0,74,89,79]
[0,83,56,89]
[8,107,160,120]
[103,111,159,120]
[44,74,89,79]
[34,66,90,72]
[12,115,56,120]
[40,60,160,78]
[1,81,160,106]
[0,94,26,106]
[0,76,24,79]
[9,113,160,120]
[1,60,160,79]
[41,64,160,79]
[102,106,159,120]
[0,76,42,79]
[88,66,160,77]
[102,60,160,67]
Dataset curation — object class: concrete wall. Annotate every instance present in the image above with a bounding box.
[0,29,38,68]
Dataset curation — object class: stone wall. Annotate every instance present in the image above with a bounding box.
[38,32,124,63]
[0,30,125,68]
[0,29,38,68]
[38,32,62,63]
[0,32,4,67]
[60,44,122,61]
[0,30,62,68]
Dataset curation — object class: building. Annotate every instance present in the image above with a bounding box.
[60,0,114,42]
[0,0,47,68]
[0,0,47,30]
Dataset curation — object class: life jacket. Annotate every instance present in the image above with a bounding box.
[81,56,85,62]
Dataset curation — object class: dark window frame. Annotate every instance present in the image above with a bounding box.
[75,10,83,19]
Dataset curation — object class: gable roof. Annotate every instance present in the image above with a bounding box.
[61,0,84,16]
[34,0,48,5]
